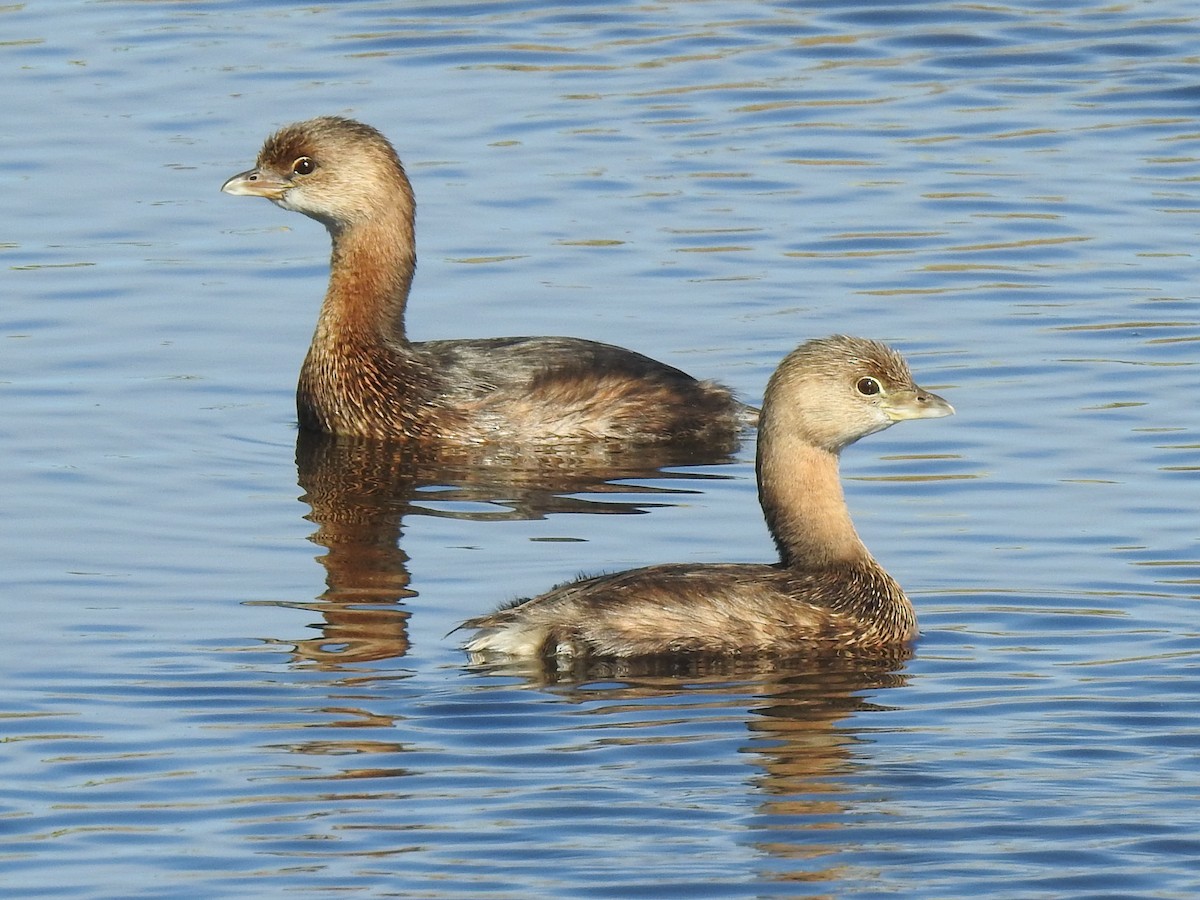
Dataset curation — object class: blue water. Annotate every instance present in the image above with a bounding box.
[3,1,1199,897]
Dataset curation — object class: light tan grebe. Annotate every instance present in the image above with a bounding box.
[461,336,953,659]
[222,116,754,450]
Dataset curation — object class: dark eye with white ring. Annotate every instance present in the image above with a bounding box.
[292,157,316,176]
[856,376,882,396]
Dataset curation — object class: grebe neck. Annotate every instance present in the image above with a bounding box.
[757,429,871,569]
[297,204,433,438]
[321,201,416,345]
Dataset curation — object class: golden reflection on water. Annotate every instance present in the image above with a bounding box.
[254,651,913,889]
[480,652,911,886]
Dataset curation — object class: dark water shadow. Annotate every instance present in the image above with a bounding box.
[280,430,744,668]
[469,645,912,691]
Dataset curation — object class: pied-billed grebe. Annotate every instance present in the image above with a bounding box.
[461,335,953,658]
[221,116,754,449]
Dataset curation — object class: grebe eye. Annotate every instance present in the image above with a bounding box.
[292,157,316,176]
[856,376,882,396]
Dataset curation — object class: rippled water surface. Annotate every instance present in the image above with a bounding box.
[4,1,1200,897]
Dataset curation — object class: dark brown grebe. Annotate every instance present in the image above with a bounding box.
[461,336,953,658]
[222,116,754,450]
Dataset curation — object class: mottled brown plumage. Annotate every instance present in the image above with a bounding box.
[461,336,954,659]
[222,116,754,451]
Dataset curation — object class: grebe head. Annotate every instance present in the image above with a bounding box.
[763,335,953,454]
[221,116,412,234]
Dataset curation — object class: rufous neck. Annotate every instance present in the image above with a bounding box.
[322,204,416,343]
